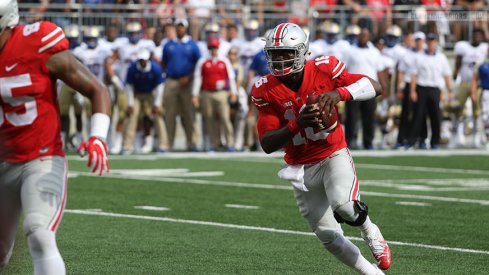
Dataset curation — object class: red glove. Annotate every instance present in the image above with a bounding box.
[78,136,110,176]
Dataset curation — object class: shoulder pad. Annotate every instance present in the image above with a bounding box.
[313,55,346,80]
[22,21,69,55]
[454,41,469,56]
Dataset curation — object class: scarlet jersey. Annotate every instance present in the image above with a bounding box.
[0,21,69,162]
[252,56,364,165]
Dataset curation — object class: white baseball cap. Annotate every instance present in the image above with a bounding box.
[413,31,425,41]
[137,48,151,61]
[174,18,189,28]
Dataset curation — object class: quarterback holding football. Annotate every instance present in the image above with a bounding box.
[0,1,111,274]
[252,23,391,274]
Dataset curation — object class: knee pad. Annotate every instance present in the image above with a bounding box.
[24,213,50,237]
[314,225,342,245]
[27,229,58,258]
[334,200,369,227]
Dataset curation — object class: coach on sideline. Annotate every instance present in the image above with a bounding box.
[407,33,453,150]
[162,18,201,151]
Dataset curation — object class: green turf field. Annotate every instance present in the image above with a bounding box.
[4,152,489,274]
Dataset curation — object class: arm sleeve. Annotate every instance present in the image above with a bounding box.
[127,84,135,107]
[192,58,205,96]
[224,59,238,95]
[153,83,164,107]
[442,55,452,77]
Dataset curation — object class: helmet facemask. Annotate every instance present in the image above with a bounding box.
[264,23,309,77]
[266,46,306,77]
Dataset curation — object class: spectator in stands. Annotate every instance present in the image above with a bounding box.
[192,37,237,152]
[407,33,453,150]
[187,0,216,39]
[162,18,201,151]
[343,28,388,149]
[123,49,167,154]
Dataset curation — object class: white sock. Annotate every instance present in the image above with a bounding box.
[28,230,66,275]
[359,216,377,237]
[325,235,376,274]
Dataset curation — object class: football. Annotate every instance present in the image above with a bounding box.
[306,93,338,132]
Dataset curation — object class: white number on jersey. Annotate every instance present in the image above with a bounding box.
[0,74,38,127]
[254,76,268,88]
[284,108,328,145]
[23,22,41,36]
[314,56,330,66]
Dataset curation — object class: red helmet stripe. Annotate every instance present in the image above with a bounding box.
[274,23,287,46]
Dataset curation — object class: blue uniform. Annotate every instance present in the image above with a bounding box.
[162,37,201,78]
[479,62,489,90]
[126,60,165,93]
[249,51,270,77]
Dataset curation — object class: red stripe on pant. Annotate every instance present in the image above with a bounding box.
[50,159,68,232]
[346,148,360,201]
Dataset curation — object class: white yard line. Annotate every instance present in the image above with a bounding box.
[72,172,489,205]
[356,164,489,176]
[65,209,489,255]
[134,206,170,211]
[395,201,432,207]
[225,204,260,210]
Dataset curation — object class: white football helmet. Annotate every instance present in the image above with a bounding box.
[264,23,309,77]
[0,0,19,33]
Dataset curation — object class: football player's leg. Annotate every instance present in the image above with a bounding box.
[58,84,73,149]
[325,148,391,270]
[21,157,67,275]
[294,164,378,275]
[0,163,22,271]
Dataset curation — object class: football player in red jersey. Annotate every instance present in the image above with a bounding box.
[0,1,111,274]
[252,23,391,274]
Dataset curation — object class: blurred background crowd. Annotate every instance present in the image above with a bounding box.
[16,0,489,152]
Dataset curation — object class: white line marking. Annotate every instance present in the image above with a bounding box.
[110,169,224,177]
[225,204,260,210]
[134,206,170,211]
[356,163,489,176]
[65,209,489,255]
[395,201,432,207]
[72,172,489,205]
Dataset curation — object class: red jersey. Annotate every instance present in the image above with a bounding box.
[252,56,364,165]
[0,21,69,162]
[195,57,234,91]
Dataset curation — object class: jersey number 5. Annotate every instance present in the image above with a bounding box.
[284,109,328,145]
[0,74,38,127]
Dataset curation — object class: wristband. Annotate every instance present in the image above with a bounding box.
[90,113,110,140]
[287,119,301,134]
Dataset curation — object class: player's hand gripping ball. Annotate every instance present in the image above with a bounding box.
[306,93,338,132]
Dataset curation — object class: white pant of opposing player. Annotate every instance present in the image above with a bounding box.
[291,148,380,275]
[0,156,67,275]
